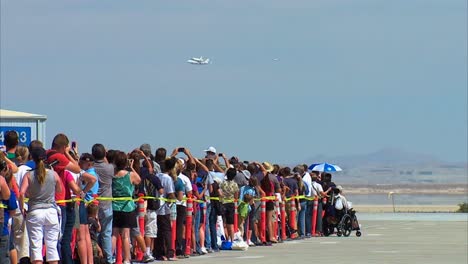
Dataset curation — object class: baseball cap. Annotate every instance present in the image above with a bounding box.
[204,146,217,154]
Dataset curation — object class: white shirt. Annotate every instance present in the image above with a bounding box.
[209,171,225,184]
[302,173,312,197]
[156,173,175,215]
[311,181,323,197]
[15,164,31,189]
[176,173,193,206]
[15,164,31,209]
[66,170,80,198]
[335,194,349,210]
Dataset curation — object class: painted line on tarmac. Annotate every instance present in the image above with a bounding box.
[402,227,414,230]
[367,233,383,236]
[236,256,265,259]
[371,250,399,254]
[361,224,380,229]
[319,241,338,244]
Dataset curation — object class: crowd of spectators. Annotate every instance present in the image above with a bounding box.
[0,131,347,264]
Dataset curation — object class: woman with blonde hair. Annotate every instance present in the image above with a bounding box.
[19,147,62,264]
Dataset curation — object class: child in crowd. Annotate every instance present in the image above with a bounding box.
[87,202,104,264]
[76,153,98,264]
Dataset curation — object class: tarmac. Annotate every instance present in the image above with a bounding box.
[175,215,468,264]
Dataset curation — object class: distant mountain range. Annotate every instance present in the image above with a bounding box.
[303,148,466,169]
[299,148,467,184]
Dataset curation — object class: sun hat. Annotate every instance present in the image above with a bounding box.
[241,170,251,179]
[262,162,274,173]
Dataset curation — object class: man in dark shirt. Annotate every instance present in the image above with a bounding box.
[141,164,163,261]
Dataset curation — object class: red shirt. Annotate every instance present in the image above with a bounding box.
[46,150,70,206]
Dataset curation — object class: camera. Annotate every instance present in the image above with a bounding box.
[178,148,185,153]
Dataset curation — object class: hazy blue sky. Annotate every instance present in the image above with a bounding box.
[1,0,466,164]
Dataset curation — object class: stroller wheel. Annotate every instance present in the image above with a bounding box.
[356,231,362,237]
[337,232,342,237]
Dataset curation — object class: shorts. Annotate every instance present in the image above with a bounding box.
[0,235,10,262]
[248,207,255,230]
[79,202,88,225]
[222,203,235,225]
[113,211,137,229]
[145,210,158,238]
[176,205,186,225]
[130,219,140,237]
[9,229,14,251]
[266,201,275,211]
[130,211,143,237]
[253,202,261,222]
[91,240,99,257]
[198,205,205,225]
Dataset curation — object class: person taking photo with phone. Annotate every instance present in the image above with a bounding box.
[111,151,141,264]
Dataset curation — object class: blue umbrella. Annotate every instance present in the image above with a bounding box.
[308,163,342,172]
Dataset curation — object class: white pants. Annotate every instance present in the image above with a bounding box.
[26,208,60,261]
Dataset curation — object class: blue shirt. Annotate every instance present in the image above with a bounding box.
[175,178,185,193]
[83,168,99,202]
[2,190,18,236]
[25,160,36,170]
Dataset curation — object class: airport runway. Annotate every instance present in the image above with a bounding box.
[177,218,468,264]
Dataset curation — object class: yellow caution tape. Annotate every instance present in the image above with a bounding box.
[23,194,324,206]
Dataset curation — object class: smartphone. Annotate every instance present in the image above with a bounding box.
[178,148,185,153]
[218,153,223,157]
[127,159,134,168]
[243,161,249,164]
[71,141,76,149]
